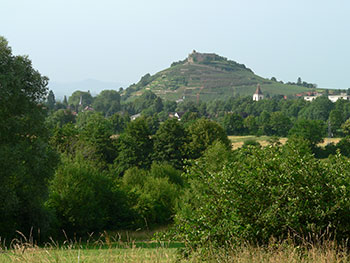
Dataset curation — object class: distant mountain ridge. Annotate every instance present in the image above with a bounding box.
[123,51,313,102]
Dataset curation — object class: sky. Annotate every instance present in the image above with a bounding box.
[1,0,350,91]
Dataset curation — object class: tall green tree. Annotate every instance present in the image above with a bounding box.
[269,111,292,137]
[68,90,93,110]
[329,109,343,136]
[79,112,116,164]
[153,119,188,169]
[288,119,326,147]
[92,90,121,117]
[186,118,230,159]
[45,108,76,129]
[63,95,68,107]
[109,113,130,134]
[298,96,334,121]
[0,36,58,238]
[243,115,259,135]
[114,117,153,176]
[46,90,56,110]
[221,113,245,135]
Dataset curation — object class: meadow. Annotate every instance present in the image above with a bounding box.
[229,135,341,149]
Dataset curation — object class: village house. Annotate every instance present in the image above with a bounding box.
[328,93,350,102]
[304,92,350,102]
[304,93,322,102]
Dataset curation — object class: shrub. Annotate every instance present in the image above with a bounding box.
[242,139,260,148]
[121,165,181,228]
[172,138,350,254]
[46,155,127,237]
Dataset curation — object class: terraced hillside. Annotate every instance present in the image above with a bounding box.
[123,51,314,102]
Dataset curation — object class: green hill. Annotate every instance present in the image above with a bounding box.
[123,51,315,102]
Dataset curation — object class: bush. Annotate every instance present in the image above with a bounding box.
[242,139,260,148]
[172,138,350,254]
[46,155,128,237]
[121,165,181,228]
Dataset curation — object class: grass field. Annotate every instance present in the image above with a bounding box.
[2,241,350,262]
[229,136,341,149]
[0,247,178,263]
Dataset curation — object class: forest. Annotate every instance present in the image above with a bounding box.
[3,35,350,261]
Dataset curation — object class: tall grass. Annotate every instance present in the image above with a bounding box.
[2,232,350,262]
[0,231,178,263]
[185,241,350,263]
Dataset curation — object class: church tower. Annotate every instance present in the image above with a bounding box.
[253,84,264,101]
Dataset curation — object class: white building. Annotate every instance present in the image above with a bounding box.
[304,93,350,102]
[328,93,350,102]
[253,84,264,101]
[304,94,322,102]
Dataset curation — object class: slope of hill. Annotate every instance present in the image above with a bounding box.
[123,51,314,102]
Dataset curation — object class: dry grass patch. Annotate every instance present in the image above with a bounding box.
[186,241,350,263]
[229,136,341,150]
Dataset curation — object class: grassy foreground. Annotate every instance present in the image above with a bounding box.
[2,242,350,262]
[0,247,177,263]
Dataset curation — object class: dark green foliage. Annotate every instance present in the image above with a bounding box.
[78,112,116,164]
[75,110,96,129]
[45,108,76,129]
[114,117,153,175]
[341,119,350,135]
[92,90,121,117]
[176,100,199,113]
[121,165,181,227]
[173,139,350,254]
[149,162,183,186]
[46,90,56,110]
[163,100,177,113]
[50,123,81,155]
[133,90,158,113]
[288,119,326,147]
[144,115,160,135]
[153,119,188,169]
[298,96,334,121]
[336,136,350,157]
[0,36,58,239]
[109,113,130,134]
[47,155,127,236]
[243,139,260,148]
[269,111,292,137]
[186,118,230,159]
[329,109,343,136]
[153,97,163,113]
[68,90,93,110]
[180,112,200,126]
[257,110,272,135]
[221,113,245,135]
[63,95,68,106]
[243,115,259,135]
[50,112,116,164]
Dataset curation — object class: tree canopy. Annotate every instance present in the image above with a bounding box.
[0,36,58,238]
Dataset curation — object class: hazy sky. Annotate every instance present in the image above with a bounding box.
[2,0,350,89]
